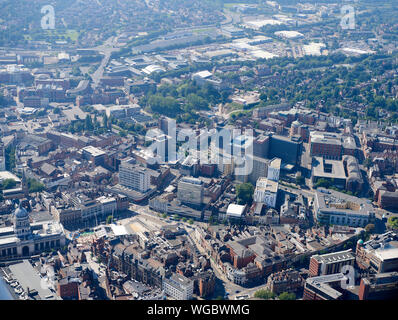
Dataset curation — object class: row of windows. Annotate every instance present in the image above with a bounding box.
[0,239,62,257]
[34,239,61,251]
[1,247,17,257]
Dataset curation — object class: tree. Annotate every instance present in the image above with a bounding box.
[236,183,254,205]
[5,146,16,171]
[27,178,45,193]
[148,94,181,117]
[254,289,275,300]
[103,113,109,129]
[388,217,398,230]
[278,292,296,300]
[314,178,331,189]
[188,219,194,225]
[84,114,93,131]
[186,93,208,111]
[2,179,17,190]
[106,215,113,225]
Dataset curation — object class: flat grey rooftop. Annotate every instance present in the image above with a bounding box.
[8,260,56,300]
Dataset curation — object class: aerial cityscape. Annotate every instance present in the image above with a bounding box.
[0,0,398,305]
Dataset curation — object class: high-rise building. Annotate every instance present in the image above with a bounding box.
[248,156,268,185]
[267,158,281,182]
[253,135,270,158]
[269,134,302,165]
[119,159,150,193]
[254,177,278,208]
[177,177,204,206]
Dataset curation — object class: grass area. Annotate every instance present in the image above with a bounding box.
[45,29,80,42]
[225,102,243,113]
[193,27,216,34]
[65,29,79,41]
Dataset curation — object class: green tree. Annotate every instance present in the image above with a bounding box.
[27,178,45,193]
[278,292,296,300]
[5,146,16,171]
[103,113,109,129]
[84,114,93,131]
[2,179,17,190]
[254,289,275,300]
[106,215,113,224]
[236,183,254,205]
[314,178,331,189]
[388,216,398,230]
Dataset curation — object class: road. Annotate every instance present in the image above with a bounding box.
[279,182,314,201]
[91,36,119,89]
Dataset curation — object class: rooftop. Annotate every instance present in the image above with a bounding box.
[8,260,56,300]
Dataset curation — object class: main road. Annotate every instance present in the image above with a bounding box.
[90,36,120,89]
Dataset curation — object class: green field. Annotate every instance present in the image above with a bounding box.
[45,29,80,42]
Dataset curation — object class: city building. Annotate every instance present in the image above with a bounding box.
[314,188,375,227]
[303,273,346,300]
[309,249,355,277]
[119,159,150,193]
[267,158,281,182]
[226,204,246,220]
[254,177,278,208]
[81,146,107,166]
[310,131,343,160]
[265,268,303,294]
[0,205,66,260]
[177,177,204,207]
[162,274,194,300]
[356,231,398,273]
[269,134,302,165]
[359,272,398,300]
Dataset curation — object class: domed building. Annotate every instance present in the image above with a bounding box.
[13,206,31,241]
[0,205,66,260]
